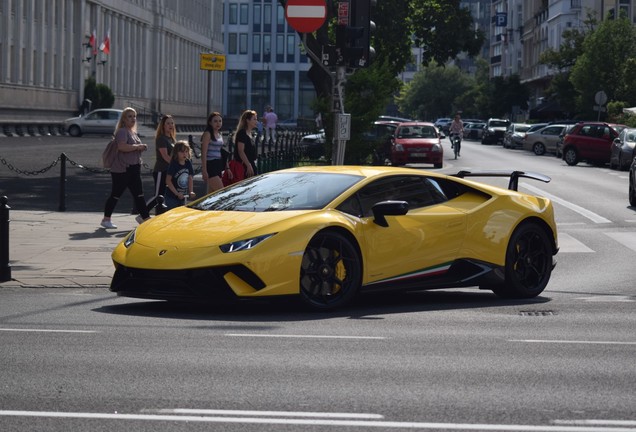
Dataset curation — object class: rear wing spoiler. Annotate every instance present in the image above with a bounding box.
[451,170,551,191]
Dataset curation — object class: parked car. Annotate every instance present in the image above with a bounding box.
[463,122,486,140]
[503,123,531,148]
[378,115,413,123]
[298,129,326,158]
[561,122,627,166]
[481,118,511,145]
[554,124,576,158]
[367,120,402,165]
[609,127,636,170]
[434,117,452,134]
[522,124,568,155]
[63,108,122,137]
[110,166,558,310]
[390,122,444,168]
[630,152,636,206]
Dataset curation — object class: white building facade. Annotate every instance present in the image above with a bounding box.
[0,0,224,124]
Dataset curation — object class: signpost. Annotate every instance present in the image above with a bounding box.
[285,0,327,33]
[199,53,226,71]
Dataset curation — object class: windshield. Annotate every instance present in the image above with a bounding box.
[192,172,363,212]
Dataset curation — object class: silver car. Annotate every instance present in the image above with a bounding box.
[522,124,567,155]
[64,109,122,137]
[610,127,636,170]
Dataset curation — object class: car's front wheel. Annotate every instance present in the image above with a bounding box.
[563,147,579,166]
[299,231,361,310]
[68,125,82,137]
[489,222,553,299]
[533,142,546,156]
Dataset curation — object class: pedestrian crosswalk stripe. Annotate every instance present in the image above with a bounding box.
[605,232,636,252]
[558,233,594,253]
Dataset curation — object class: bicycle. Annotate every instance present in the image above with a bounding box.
[450,134,461,159]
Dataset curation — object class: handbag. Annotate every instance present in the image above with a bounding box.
[101,136,118,169]
[222,159,245,186]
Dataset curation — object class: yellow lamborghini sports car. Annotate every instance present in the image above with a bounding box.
[110,166,558,310]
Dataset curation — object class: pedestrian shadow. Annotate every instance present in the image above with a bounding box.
[68,229,130,240]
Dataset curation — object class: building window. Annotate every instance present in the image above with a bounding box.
[252,70,270,117]
[240,3,249,25]
[277,5,285,32]
[263,4,272,32]
[275,71,294,120]
[287,35,296,62]
[253,4,261,32]
[253,34,261,62]
[276,34,285,62]
[263,34,272,62]
[228,70,248,119]
[239,33,248,54]
[228,33,238,54]
[229,3,238,25]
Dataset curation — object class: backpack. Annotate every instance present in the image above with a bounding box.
[101,136,118,169]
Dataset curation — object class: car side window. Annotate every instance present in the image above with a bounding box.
[337,176,448,218]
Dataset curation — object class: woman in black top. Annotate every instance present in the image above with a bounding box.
[234,109,258,177]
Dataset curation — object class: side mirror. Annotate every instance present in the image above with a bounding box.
[372,200,409,227]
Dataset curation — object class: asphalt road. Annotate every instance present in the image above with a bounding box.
[1,135,636,431]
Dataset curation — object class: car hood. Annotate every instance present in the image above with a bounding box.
[132,206,324,248]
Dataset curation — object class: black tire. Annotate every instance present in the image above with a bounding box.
[563,147,579,166]
[533,142,545,156]
[434,162,443,169]
[68,125,81,137]
[490,223,553,299]
[629,173,636,207]
[299,231,361,310]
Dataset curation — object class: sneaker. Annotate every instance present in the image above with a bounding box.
[136,215,150,224]
[100,219,117,229]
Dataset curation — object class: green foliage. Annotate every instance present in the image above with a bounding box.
[570,17,636,118]
[83,76,115,110]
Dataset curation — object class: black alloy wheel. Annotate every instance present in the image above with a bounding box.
[299,231,361,310]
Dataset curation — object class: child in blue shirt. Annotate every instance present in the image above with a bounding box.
[165,140,196,209]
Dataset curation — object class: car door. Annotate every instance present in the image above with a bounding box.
[81,111,102,134]
[541,125,566,152]
[339,175,467,286]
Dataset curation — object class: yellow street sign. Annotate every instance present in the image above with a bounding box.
[200,53,226,71]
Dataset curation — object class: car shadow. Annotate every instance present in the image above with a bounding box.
[93,290,552,323]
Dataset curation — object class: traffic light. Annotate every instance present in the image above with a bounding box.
[335,0,376,68]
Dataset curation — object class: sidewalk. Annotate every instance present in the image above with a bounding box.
[1,210,140,289]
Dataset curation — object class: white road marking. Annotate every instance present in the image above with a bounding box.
[225,333,385,340]
[143,408,383,419]
[0,328,97,333]
[605,232,636,252]
[576,295,635,303]
[557,233,594,253]
[510,339,636,345]
[554,420,636,427]
[0,410,634,431]
[521,183,612,224]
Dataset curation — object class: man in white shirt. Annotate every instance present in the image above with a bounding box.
[263,106,278,145]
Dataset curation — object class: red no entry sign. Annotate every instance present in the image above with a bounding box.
[285,0,327,33]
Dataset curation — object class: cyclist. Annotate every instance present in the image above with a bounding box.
[448,113,464,158]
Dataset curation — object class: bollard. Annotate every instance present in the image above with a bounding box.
[155,195,168,215]
[59,153,67,211]
[0,196,11,282]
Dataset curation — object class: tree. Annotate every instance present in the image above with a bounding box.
[84,76,114,110]
[278,0,484,162]
[570,17,636,118]
[397,63,471,120]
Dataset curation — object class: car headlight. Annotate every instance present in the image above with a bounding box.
[220,233,276,253]
[394,143,404,152]
[432,143,442,152]
[124,228,136,248]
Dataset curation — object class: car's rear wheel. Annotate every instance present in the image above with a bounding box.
[533,142,546,156]
[490,222,553,299]
[68,125,82,137]
[563,147,579,166]
[299,231,361,310]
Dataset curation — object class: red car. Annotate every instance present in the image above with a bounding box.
[561,122,627,166]
[390,122,444,168]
